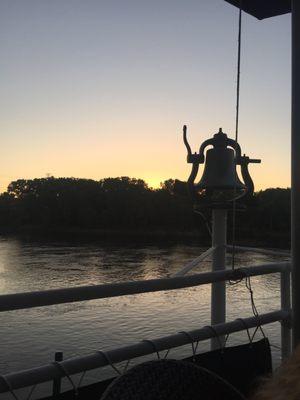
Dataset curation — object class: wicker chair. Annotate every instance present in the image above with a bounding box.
[100,359,246,400]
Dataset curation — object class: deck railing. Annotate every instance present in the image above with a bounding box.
[0,252,292,394]
[0,262,289,312]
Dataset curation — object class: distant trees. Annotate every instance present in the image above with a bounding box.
[232,188,291,247]
[0,177,291,247]
[0,176,195,231]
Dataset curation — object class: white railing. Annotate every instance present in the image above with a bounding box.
[172,246,215,277]
[0,263,289,311]
[0,258,292,394]
[174,245,290,278]
[227,245,291,258]
[0,310,288,393]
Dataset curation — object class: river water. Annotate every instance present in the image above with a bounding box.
[0,237,289,398]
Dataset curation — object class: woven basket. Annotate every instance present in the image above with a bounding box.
[100,359,246,400]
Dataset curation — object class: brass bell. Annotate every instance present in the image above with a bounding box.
[197,146,246,190]
[183,126,261,207]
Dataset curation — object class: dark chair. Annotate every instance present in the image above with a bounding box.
[100,359,246,400]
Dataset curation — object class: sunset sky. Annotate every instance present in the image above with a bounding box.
[0,0,291,192]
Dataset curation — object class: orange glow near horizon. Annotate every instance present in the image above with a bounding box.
[0,119,291,193]
[0,156,290,194]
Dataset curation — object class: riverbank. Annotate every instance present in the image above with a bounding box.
[0,226,290,249]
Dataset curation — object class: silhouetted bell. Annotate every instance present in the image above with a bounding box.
[183,127,260,207]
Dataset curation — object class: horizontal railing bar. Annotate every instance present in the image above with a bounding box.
[173,244,290,278]
[172,246,215,277]
[0,310,289,392]
[227,245,290,257]
[0,262,290,312]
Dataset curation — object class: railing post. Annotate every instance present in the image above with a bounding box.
[281,269,292,359]
[291,0,300,349]
[211,209,227,349]
[52,351,63,398]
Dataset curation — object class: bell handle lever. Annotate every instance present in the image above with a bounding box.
[183,125,204,164]
[183,125,192,157]
[239,155,261,199]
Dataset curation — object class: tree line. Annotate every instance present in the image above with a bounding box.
[0,177,291,247]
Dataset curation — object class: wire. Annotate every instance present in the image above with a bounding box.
[194,209,212,237]
[227,2,266,342]
[228,2,242,287]
[231,2,242,272]
[245,275,266,339]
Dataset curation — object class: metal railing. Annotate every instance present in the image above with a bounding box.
[0,262,289,312]
[0,310,289,393]
[0,257,292,394]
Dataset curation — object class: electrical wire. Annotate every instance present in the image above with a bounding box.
[228,1,266,339]
[231,3,242,272]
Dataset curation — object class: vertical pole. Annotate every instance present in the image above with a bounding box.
[53,351,63,398]
[291,0,300,349]
[281,269,291,359]
[211,208,227,349]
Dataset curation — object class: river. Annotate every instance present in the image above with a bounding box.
[0,237,289,398]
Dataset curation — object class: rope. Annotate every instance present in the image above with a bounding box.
[163,349,170,359]
[0,375,19,400]
[235,318,253,344]
[194,210,212,237]
[231,1,242,272]
[52,361,78,395]
[142,340,161,359]
[76,371,86,392]
[123,359,131,373]
[25,385,37,400]
[97,351,122,376]
[204,325,224,350]
[245,275,266,339]
[179,331,199,360]
[227,1,267,343]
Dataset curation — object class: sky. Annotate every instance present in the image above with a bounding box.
[0,0,291,191]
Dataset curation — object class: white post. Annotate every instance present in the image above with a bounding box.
[211,208,227,349]
[291,0,300,349]
[281,270,291,359]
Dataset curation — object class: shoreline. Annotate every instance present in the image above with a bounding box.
[0,226,290,249]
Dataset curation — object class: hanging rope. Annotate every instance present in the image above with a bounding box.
[231,2,242,272]
[228,2,267,341]
[245,275,266,340]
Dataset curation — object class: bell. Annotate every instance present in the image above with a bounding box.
[183,126,260,207]
[195,147,246,202]
[197,147,244,190]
